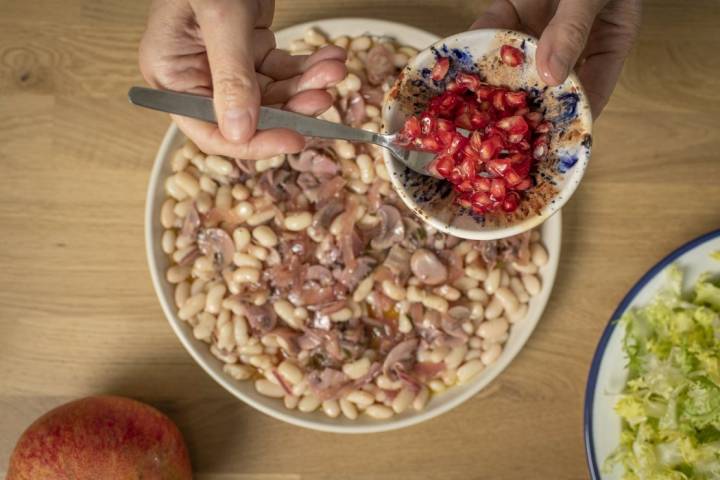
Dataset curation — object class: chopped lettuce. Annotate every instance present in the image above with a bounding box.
[605,266,720,479]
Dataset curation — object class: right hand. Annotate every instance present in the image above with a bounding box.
[139,0,347,159]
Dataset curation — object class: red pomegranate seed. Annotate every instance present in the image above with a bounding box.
[518,139,531,151]
[525,111,544,128]
[533,141,548,160]
[454,113,473,130]
[432,154,454,177]
[472,177,491,192]
[402,116,420,139]
[421,136,441,151]
[505,91,527,108]
[455,155,476,180]
[490,178,506,200]
[437,130,455,146]
[455,72,482,91]
[470,111,491,129]
[497,115,529,134]
[429,92,461,117]
[420,113,437,136]
[472,191,493,207]
[445,133,468,156]
[479,135,504,160]
[476,85,494,101]
[515,177,532,190]
[431,57,450,81]
[487,158,512,176]
[535,121,552,134]
[502,192,520,212]
[500,45,524,67]
[492,90,507,111]
[469,130,483,152]
[436,118,455,132]
[504,168,522,186]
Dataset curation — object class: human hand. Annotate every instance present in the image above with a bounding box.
[472,0,641,116]
[139,0,347,158]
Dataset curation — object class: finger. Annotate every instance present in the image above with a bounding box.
[283,89,334,116]
[260,45,347,80]
[192,0,261,143]
[470,0,522,30]
[577,50,627,117]
[262,59,346,105]
[172,114,305,159]
[536,0,606,85]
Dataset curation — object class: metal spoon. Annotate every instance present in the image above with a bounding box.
[128,86,437,176]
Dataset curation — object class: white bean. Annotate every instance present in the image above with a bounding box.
[322,399,340,418]
[470,302,485,321]
[199,175,217,195]
[477,317,509,342]
[391,388,414,414]
[346,390,374,408]
[224,363,253,380]
[381,280,406,301]
[507,303,528,323]
[252,225,278,248]
[481,343,502,365]
[521,274,541,296]
[278,361,303,385]
[423,294,448,314]
[231,184,249,201]
[167,265,191,284]
[196,191,213,213]
[233,227,251,251]
[429,346,451,363]
[298,394,321,413]
[445,345,468,370]
[365,104,380,118]
[234,201,254,220]
[428,379,446,393]
[435,285,461,301]
[457,359,485,384]
[333,35,350,49]
[510,277,530,303]
[512,260,538,274]
[365,404,394,419]
[283,395,299,410]
[216,319,234,351]
[376,375,402,390]
[205,155,233,176]
[340,398,358,419]
[274,300,299,328]
[398,313,413,334]
[349,36,371,52]
[162,229,176,254]
[413,386,429,411]
[304,27,328,46]
[232,267,260,284]
[233,315,249,345]
[248,244,268,261]
[192,312,215,341]
[247,208,275,226]
[454,276,480,292]
[484,268,501,294]
[255,379,285,398]
[215,185,232,210]
[284,211,312,231]
[494,287,519,314]
[334,140,356,159]
[233,252,261,269]
[343,357,371,380]
[172,149,190,172]
[465,264,487,281]
[174,281,190,309]
[160,199,177,229]
[352,276,374,302]
[205,284,226,314]
[484,295,503,320]
[174,171,200,198]
[330,308,352,323]
[165,176,188,201]
[531,243,549,266]
[356,153,375,184]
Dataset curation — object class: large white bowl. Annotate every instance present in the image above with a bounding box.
[585,228,720,478]
[146,18,562,433]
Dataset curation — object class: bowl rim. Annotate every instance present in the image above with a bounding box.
[382,28,592,241]
[145,17,563,433]
[583,227,720,479]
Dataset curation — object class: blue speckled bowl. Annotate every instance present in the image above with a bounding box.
[382,29,592,240]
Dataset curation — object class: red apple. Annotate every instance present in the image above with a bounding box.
[7,395,192,480]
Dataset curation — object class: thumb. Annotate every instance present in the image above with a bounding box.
[536,0,602,85]
[469,0,521,30]
[194,0,261,143]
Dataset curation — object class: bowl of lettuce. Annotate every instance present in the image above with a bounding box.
[585,229,720,480]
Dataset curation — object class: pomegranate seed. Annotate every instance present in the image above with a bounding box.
[490,178,506,200]
[469,130,484,152]
[500,45,525,67]
[457,195,472,209]
[454,113,473,130]
[505,91,527,108]
[470,111,491,129]
[455,72,482,91]
[504,168,522,186]
[479,135,504,160]
[437,130,455,146]
[420,113,437,136]
[436,118,455,132]
[472,177,491,192]
[462,143,482,162]
[432,154,454,178]
[471,191,493,207]
[515,177,533,190]
[502,192,520,212]
[455,155,476,180]
[445,133,468,156]
[487,159,511,176]
[401,116,420,139]
[476,85,494,101]
[518,139,531,151]
[525,111,544,128]
[497,115,529,134]
[514,158,532,177]
[508,133,525,144]
[429,92,461,117]
[535,121,552,134]
[533,141,548,160]
[431,57,450,81]
[492,90,507,111]
[421,136,440,151]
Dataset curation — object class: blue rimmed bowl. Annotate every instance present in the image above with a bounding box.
[382,29,592,241]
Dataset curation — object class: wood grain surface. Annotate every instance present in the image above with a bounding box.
[1,0,720,478]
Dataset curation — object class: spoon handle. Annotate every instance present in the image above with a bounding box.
[128,86,385,146]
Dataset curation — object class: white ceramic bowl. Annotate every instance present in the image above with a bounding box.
[146,18,563,433]
[585,228,720,478]
[382,29,592,241]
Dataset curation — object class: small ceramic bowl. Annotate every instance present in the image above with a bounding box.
[382,29,593,241]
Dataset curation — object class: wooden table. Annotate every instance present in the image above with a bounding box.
[1,0,719,478]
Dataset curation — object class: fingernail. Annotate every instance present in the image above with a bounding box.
[223,108,251,142]
[546,53,570,85]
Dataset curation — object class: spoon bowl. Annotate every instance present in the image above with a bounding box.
[381,29,593,240]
